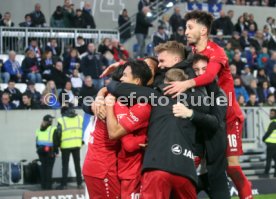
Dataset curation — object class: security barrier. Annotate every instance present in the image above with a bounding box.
[0,27,120,54]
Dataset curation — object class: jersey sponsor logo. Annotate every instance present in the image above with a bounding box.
[129,111,139,122]
[171,144,182,155]
[116,113,127,121]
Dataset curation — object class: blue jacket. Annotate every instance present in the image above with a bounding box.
[3,60,22,75]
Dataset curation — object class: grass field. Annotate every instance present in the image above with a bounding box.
[232,194,276,199]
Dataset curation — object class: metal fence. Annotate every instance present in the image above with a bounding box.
[0,27,120,54]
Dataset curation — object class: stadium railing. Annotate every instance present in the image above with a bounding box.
[0,27,120,54]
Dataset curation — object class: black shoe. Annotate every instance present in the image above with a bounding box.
[56,185,67,190]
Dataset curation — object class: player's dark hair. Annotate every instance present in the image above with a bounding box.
[184,10,214,34]
[111,64,127,81]
[192,54,209,64]
[124,60,152,86]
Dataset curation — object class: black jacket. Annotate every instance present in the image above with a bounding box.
[80,53,107,79]
[82,9,96,29]
[78,84,98,106]
[50,68,69,89]
[134,11,152,35]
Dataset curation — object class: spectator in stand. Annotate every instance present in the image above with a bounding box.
[246,93,259,106]
[265,17,274,33]
[264,33,276,52]
[50,61,69,90]
[78,75,98,106]
[234,15,248,34]
[229,31,242,50]
[266,51,276,76]
[211,10,234,36]
[0,12,14,27]
[257,80,270,104]
[25,80,41,105]
[158,14,171,36]
[170,26,186,45]
[234,76,249,102]
[21,50,42,83]
[118,9,131,43]
[248,14,258,32]
[255,31,265,48]
[263,25,271,41]
[257,68,269,87]
[75,36,87,56]
[42,80,60,109]
[70,69,83,95]
[4,80,22,107]
[237,95,246,107]
[25,39,42,63]
[2,51,22,83]
[62,45,73,61]
[19,14,34,27]
[241,65,255,87]
[135,6,153,58]
[98,38,114,65]
[240,30,253,50]
[63,48,81,75]
[138,0,150,12]
[45,38,61,62]
[264,93,276,106]
[248,24,257,38]
[0,92,16,110]
[258,47,270,68]
[246,79,259,100]
[18,92,39,109]
[73,9,86,28]
[80,43,107,90]
[62,0,75,28]
[230,64,238,78]
[213,31,227,47]
[227,10,234,22]
[40,51,54,81]
[169,7,182,34]
[270,65,276,88]
[111,39,129,62]
[244,46,258,69]
[225,42,235,62]
[59,81,76,107]
[50,6,65,28]
[82,1,96,29]
[30,3,46,27]
[230,52,246,75]
[152,25,169,48]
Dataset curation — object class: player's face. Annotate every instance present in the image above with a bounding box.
[157,51,181,69]
[120,66,140,85]
[185,19,202,45]
[192,60,207,76]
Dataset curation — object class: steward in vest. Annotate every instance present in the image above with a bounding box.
[36,114,58,190]
[55,106,84,190]
[262,108,276,177]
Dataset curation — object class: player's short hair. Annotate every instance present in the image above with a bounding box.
[124,60,152,86]
[144,56,159,74]
[184,10,214,34]
[112,64,127,81]
[192,54,209,64]
[154,41,185,59]
[164,68,188,82]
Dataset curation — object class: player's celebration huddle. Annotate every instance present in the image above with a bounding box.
[82,10,253,199]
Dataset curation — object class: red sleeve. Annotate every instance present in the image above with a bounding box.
[194,62,221,87]
[116,103,151,134]
[121,133,147,152]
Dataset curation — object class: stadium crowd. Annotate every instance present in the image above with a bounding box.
[0,0,276,110]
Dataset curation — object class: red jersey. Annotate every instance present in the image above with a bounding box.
[193,41,244,122]
[82,116,119,179]
[114,102,151,180]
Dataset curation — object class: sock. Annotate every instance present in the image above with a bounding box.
[227,166,253,199]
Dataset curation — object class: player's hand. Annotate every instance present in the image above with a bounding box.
[105,94,116,107]
[93,96,106,120]
[173,103,193,118]
[164,80,193,98]
[100,62,122,78]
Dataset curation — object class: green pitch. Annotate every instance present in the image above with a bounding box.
[232,194,276,199]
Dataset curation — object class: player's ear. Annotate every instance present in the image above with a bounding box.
[201,26,208,36]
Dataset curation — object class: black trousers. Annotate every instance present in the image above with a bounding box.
[264,143,276,175]
[61,147,82,186]
[197,154,230,199]
[38,153,55,190]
